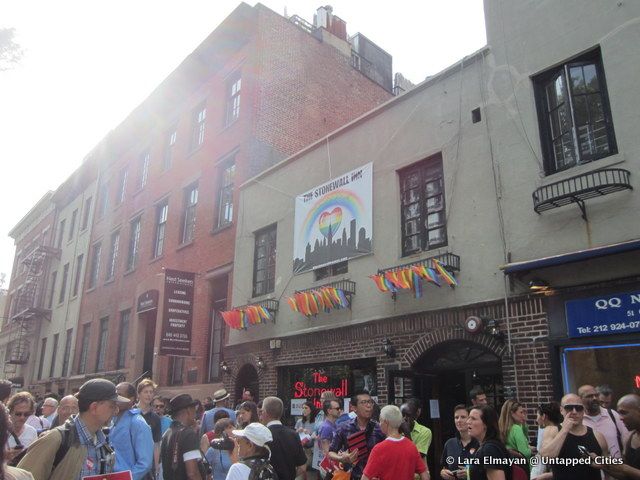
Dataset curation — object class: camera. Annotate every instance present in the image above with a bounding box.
[210,432,234,451]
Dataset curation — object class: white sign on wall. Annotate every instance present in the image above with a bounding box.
[293,163,373,274]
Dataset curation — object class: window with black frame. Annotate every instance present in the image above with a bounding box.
[253,224,277,297]
[399,154,447,257]
[181,184,198,244]
[534,48,616,175]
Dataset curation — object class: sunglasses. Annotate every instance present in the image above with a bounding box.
[12,412,31,418]
[562,404,584,412]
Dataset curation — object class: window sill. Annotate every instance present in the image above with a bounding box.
[220,118,239,133]
[149,255,164,265]
[540,152,625,186]
[132,187,144,197]
[86,286,97,293]
[251,292,276,301]
[211,223,233,235]
[187,145,204,158]
[176,240,195,252]
[104,278,115,285]
[123,268,136,277]
[70,294,78,302]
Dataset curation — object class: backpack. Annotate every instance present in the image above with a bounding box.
[241,457,279,480]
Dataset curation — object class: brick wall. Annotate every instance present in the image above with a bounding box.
[223,295,554,430]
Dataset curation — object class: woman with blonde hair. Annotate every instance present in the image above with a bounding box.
[498,399,532,461]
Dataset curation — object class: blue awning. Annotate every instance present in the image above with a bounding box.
[501,238,640,274]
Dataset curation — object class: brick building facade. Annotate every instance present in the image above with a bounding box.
[61,3,392,396]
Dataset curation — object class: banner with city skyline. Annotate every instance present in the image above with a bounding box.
[293,163,372,274]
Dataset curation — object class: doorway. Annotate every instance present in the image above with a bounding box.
[388,340,503,475]
[141,311,157,378]
[236,363,260,405]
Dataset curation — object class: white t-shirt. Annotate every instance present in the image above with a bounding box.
[7,424,38,449]
[225,462,251,480]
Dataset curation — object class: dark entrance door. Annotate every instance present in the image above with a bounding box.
[141,311,157,378]
[394,340,503,475]
[236,364,260,405]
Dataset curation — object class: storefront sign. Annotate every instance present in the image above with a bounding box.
[293,163,372,274]
[293,371,350,408]
[159,269,195,355]
[137,290,159,313]
[566,292,640,338]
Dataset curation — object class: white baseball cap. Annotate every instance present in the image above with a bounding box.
[232,422,273,447]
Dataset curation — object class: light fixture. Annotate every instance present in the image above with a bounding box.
[382,338,396,358]
[219,361,230,374]
[256,356,266,369]
[485,318,505,341]
[529,278,550,292]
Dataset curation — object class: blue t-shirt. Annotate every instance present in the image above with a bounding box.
[318,419,337,441]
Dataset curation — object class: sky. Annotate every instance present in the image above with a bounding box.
[0,0,486,282]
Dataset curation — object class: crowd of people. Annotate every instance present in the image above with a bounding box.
[1,377,639,480]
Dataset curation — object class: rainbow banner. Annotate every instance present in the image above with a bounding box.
[293,163,373,274]
[287,287,351,317]
[221,304,273,330]
[370,260,458,298]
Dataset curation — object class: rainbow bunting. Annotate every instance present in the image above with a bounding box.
[412,270,422,299]
[433,259,458,287]
[287,287,351,316]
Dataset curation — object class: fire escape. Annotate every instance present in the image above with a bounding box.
[3,245,59,382]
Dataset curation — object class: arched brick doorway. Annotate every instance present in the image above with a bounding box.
[389,328,506,476]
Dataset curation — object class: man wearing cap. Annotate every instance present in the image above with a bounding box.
[160,394,205,480]
[200,389,236,436]
[110,382,154,480]
[17,378,128,480]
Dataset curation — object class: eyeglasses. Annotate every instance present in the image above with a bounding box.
[562,404,584,412]
[153,404,165,409]
[358,400,374,405]
[12,412,31,417]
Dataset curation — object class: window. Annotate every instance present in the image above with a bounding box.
[181,184,198,244]
[208,279,227,382]
[72,254,84,297]
[153,201,168,258]
[56,219,66,248]
[117,310,130,369]
[78,324,91,374]
[225,74,241,125]
[81,196,92,230]
[163,127,177,171]
[98,181,109,219]
[47,271,57,309]
[169,356,184,385]
[137,150,150,189]
[399,154,447,256]
[88,242,102,289]
[126,217,141,271]
[314,261,348,281]
[68,209,78,241]
[106,231,120,280]
[58,263,69,304]
[216,160,235,228]
[61,328,73,377]
[49,333,59,378]
[96,317,109,371]
[37,338,47,380]
[190,103,206,151]
[534,48,617,174]
[252,224,277,297]
[117,168,128,204]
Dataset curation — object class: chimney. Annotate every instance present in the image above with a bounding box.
[314,5,347,41]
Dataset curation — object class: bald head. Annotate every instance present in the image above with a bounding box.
[561,393,581,405]
[578,385,600,415]
[617,394,640,431]
[57,395,79,423]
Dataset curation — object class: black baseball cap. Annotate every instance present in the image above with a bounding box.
[76,379,130,403]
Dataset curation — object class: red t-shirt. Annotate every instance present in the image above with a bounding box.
[363,436,426,480]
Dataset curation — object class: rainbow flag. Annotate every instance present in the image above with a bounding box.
[433,259,458,287]
[371,274,389,293]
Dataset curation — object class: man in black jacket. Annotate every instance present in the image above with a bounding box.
[261,396,306,480]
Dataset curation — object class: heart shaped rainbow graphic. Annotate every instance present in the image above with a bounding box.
[318,207,342,238]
